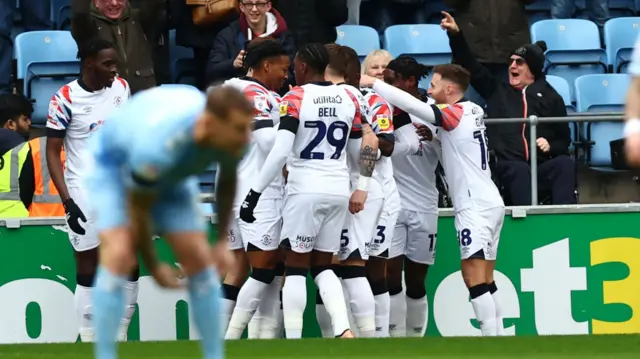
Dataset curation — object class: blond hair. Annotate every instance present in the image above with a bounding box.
[361,49,393,75]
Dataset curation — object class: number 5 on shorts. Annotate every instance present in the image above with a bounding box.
[341,229,349,248]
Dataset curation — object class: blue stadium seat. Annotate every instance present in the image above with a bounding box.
[336,25,380,60]
[546,75,575,112]
[383,25,451,68]
[169,30,196,85]
[604,17,640,73]
[14,31,79,125]
[531,19,607,102]
[51,0,71,30]
[575,74,630,167]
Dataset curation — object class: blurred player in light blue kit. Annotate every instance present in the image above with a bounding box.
[85,85,254,359]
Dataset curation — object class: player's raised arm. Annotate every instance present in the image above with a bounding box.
[240,88,303,223]
[362,76,438,124]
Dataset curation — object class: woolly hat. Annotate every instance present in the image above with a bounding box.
[511,40,548,79]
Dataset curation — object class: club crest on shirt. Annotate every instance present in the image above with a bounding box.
[280,101,289,117]
[113,96,123,107]
[377,115,390,130]
[254,95,268,112]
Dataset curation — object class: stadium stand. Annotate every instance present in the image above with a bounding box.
[14,30,79,125]
[169,29,196,86]
[604,17,640,73]
[336,25,381,60]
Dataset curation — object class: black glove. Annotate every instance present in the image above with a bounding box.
[63,198,87,235]
[239,189,261,223]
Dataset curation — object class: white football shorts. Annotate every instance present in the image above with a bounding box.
[392,209,438,265]
[338,197,384,261]
[281,193,349,254]
[455,207,505,260]
[67,186,99,252]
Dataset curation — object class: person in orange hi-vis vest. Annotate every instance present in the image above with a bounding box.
[27,136,66,216]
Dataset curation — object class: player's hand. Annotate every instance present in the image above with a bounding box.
[150,263,184,289]
[233,50,245,69]
[536,137,551,153]
[440,11,460,34]
[349,189,368,214]
[626,133,640,167]
[414,123,433,141]
[240,189,261,223]
[63,198,87,235]
[360,75,377,88]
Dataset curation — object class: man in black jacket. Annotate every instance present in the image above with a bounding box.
[441,12,576,205]
[272,0,348,46]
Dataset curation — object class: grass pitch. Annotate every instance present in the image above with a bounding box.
[0,335,638,358]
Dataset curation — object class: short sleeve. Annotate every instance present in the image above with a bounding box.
[243,84,274,132]
[434,103,464,131]
[280,87,305,121]
[345,88,368,134]
[367,93,394,134]
[46,86,72,132]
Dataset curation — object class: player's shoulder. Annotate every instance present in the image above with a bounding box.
[52,80,80,104]
[283,85,305,100]
[459,100,484,116]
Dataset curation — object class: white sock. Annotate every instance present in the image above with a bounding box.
[406,295,428,337]
[343,277,375,338]
[75,285,94,342]
[248,312,261,339]
[314,270,351,337]
[221,298,236,335]
[257,276,284,339]
[315,303,333,338]
[282,275,306,339]
[117,280,139,342]
[389,291,407,337]
[226,277,269,339]
[373,293,390,337]
[471,291,498,336]
[491,286,505,336]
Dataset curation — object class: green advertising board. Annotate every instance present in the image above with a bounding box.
[0,205,639,343]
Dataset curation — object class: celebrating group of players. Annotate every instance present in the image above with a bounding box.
[219,35,506,341]
[44,20,506,359]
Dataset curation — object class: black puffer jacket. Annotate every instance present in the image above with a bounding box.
[449,31,570,163]
[272,0,348,46]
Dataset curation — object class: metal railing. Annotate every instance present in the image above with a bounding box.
[199,112,625,207]
[485,112,625,205]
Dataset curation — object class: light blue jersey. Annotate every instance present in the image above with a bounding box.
[85,86,238,234]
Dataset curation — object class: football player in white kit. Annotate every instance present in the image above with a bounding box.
[222,38,291,339]
[361,63,506,336]
[376,56,442,337]
[45,38,136,342]
[240,43,379,339]
[625,35,640,166]
[320,44,381,338]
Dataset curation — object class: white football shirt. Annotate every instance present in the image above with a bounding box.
[280,82,364,197]
[46,78,130,187]
[223,77,284,212]
[434,101,504,212]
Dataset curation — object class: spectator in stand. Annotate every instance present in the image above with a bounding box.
[130,0,171,85]
[361,50,393,79]
[71,0,158,94]
[441,11,576,206]
[171,0,237,90]
[0,0,52,94]
[207,0,296,88]
[0,94,32,155]
[551,0,609,28]
[361,0,427,34]
[443,0,533,83]
[273,0,348,46]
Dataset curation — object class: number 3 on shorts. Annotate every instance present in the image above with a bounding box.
[373,225,385,244]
